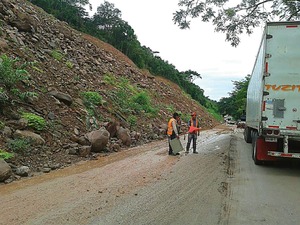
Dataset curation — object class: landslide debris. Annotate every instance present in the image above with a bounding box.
[0,0,219,183]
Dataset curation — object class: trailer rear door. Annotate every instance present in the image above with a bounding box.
[262,22,300,130]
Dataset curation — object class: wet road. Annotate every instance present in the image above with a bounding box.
[0,128,230,225]
[1,127,300,225]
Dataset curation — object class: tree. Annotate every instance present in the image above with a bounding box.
[180,70,202,83]
[218,97,235,117]
[218,75,250,119]
[30,0,90,28]
[92,1,122,32]
[173,0,300,46]
[230,75,250,118]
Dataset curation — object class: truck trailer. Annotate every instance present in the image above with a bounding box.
[244,21,300,165]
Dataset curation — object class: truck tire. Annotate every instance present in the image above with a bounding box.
[244,126,252,143]
[252,131,262,165]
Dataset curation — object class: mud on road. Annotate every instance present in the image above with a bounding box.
[0,126,236,225]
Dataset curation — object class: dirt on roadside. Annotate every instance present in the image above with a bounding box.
[0,127,235,225]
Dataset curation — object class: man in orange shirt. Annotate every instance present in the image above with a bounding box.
[186,112,200,154]
[167,112,180,155]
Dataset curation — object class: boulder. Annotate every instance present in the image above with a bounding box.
[13,130,45,145]
[117,127,131,146]
[15,166,30,177]
[85,128,110,152]
[0,159,12,182]
[78,146,91,157]
[106,121,119,138]
[48,90,73,106]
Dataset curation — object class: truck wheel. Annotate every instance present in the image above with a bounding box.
[244,126,252,143]
[252,132,262,165]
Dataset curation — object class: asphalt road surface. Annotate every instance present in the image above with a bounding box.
[1,126,300,225]
[225,130,300,225]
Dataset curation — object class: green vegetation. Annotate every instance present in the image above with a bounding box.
[11,88,38,102]
[105,74,158,117]
[131,91,157,114]
[0,87,8,106]
[31,64,44,73]
[180,113,190,124]
[166,104,176,114]
[109,89,132,114]
[173,0,298,47]
[127,115,137,129]
[205,101,222,121]
[0,149,14,160]
[119,77,137,94]
[6,138,31,153]
[50,50,64,61]
[207,108,222,121]
[0,121,5,130]
[66,60,74,69]
[0,54,38,107]
[0,54,29,90]
[218,75,249,120]
[103,73,116,85]
[81,91,102,106]
[21,112,46,131]
[74,75,81,81]
[80,91,102,117]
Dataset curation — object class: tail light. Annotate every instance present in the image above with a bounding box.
[263,129,280,136]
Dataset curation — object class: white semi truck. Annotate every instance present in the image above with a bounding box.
[244,21,300,165]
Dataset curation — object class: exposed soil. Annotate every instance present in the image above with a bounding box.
[0,0,219,184]
[0,125,234,225]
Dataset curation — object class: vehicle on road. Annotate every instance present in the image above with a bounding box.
[244,21,300,164]
[237,115,246,128]
[236,120,246,128]
[224,115,236,125]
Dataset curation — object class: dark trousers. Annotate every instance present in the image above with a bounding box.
[186,133,197,152]
[168,132,176,155]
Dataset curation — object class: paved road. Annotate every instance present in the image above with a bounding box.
[224,131,300,225]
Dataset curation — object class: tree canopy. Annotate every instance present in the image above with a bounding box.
[218,75,250,120]
[173,0,300,46]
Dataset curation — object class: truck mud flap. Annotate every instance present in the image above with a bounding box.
[255,137,279,162]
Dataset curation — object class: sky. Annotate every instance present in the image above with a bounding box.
[86,0,264,101]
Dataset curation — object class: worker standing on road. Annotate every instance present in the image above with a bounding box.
[167,112,180,155]
[186,112,201,154]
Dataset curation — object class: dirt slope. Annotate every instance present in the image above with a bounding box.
[0,0,219,183]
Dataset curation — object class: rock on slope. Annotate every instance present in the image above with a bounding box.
[0,0,219,183]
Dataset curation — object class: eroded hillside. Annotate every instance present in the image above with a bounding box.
[0,0,219,183]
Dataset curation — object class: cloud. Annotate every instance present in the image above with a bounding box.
[88,0,263,101]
